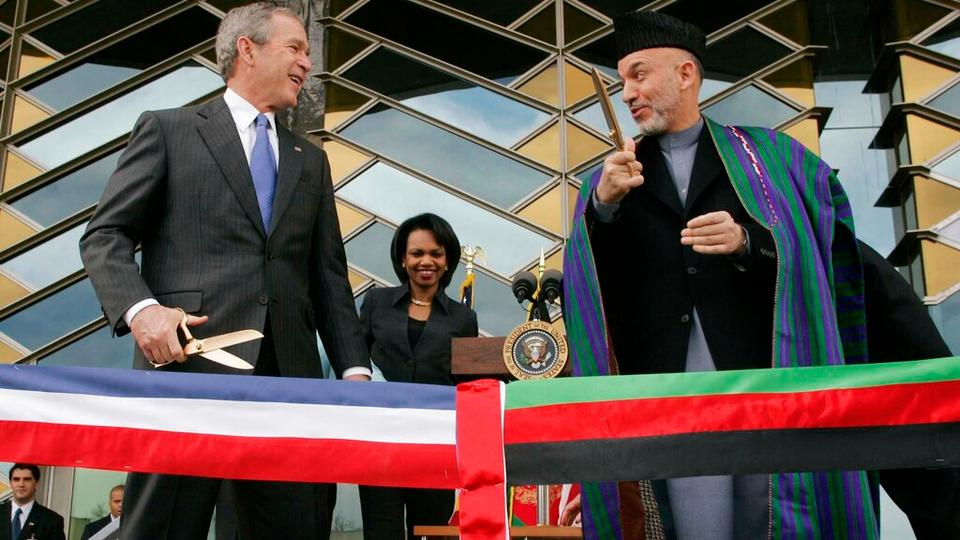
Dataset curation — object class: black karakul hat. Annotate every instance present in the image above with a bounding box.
[613,10,706,61]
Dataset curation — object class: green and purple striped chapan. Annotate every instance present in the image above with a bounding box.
[561,117,889,539]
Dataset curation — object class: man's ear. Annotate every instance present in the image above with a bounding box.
[677,58,697,91]
[236,36,256,67]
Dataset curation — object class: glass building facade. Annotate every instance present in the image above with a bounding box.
[0,0,956,538]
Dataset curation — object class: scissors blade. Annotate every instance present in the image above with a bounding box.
[199,348,254,370]
[193,329,264,353]
[590,67,626,149]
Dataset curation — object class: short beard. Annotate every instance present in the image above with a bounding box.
[632,81,680,137]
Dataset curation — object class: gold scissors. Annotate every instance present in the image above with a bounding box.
[590,67,642,176]
[149,309,261,370]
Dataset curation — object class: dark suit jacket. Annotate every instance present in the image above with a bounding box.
[80,96,368,377]
[79,515,112,540]
[586,126,779,375]
[0,501,65,540]
[360,285,478,385]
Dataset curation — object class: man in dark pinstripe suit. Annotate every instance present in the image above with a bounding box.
[79,3,370,539]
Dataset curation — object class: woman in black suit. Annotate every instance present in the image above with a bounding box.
[358,213,479,539]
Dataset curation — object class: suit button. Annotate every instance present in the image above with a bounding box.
[680,314,690,324]
[686,266,698,275]
[258,294,269,305]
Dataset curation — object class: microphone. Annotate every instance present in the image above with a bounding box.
[540,269,563,304]
[511,271,537,303]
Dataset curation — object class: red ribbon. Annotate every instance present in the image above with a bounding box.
[456,379,508,539]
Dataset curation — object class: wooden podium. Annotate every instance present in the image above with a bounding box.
[422,336,580,539]
[451,336,572,378]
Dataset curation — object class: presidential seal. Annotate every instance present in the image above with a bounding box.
[502,320,568,380]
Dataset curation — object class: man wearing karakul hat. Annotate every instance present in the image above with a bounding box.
[561,9,959,540]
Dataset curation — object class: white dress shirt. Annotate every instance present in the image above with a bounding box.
[10,499,33,529]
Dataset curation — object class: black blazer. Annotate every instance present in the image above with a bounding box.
[0,501,65,540]
[80,97,368,377]
[79,515,112,540]
[586,126,779,375]
[360,285,478,385]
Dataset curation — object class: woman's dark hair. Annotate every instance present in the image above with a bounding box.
[390,213,462,289]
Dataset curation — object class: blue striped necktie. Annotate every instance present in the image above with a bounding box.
[250,113,277,231]
[11,507,22,539]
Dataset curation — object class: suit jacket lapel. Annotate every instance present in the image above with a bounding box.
[683,123,724,215]
[389,286,415,361]
[197,97,267,238]
[269,125,304,238]
[638,138,683,216]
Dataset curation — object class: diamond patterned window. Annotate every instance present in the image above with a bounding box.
[932,149,960,179]
[922,16,960,59]
[8,151,120,228]
[434,0,540,26]
[927,80,960,117]
[0,278,101,353]
[339,104,551,207]
[701,26,793,101]
[341,47,550,147]
[16,61,223,170]
[336,162,555,276]
[346,0,549,84]
[38,326,132,368]
[0,221,84,296]
[24,6,220,112]
[702,84,798,127]
[28,0,181,54]
[661,0,775,35]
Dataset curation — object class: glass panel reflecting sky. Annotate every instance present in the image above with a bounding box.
[24,7,220,112]
[39,325,133,369]
[928,290,960,354]
[341,48,549,147]
[571,33,618,78]
[932,149,960,179]
[345,221,396,283]
[923,17,960,60]
[701,26,792,101]
[815,81,884,129]
[573,88,639,139]
[29,0,180,54]
[928,81,960,117]
[17,62,223,170]
[346,0,548,84]
[0,278,100,351]
[9,151,120,228]
[661,0,774,35]
[0,221,85,291]
[941,217,960,243]
[339,104,551,208]
[337,162,555,276]
[702,85,796,127]
[821,128,896,255]
[433,0,538,26]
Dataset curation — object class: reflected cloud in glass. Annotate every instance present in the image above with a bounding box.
[340,105,551,208]
[10,152,121,228]
[17,62,223,170]
[342,48,549,147]
[0,278,101,351]
[39,326,133,369]
[1,222,85,291]
[702,85,797,128]
[573,88,639,140]
[337,162,555,276]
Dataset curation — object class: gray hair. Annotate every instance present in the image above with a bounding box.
[215,3,300,81]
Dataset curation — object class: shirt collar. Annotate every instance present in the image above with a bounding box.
[657,116,704,152]
[12,499,34,518]
[389,283,450,314]
[223,87,276,132]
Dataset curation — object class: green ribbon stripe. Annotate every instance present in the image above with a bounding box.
[505,356,960,410]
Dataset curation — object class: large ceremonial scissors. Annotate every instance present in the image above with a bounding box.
[149,309,260,370]
[590,67,642,176]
